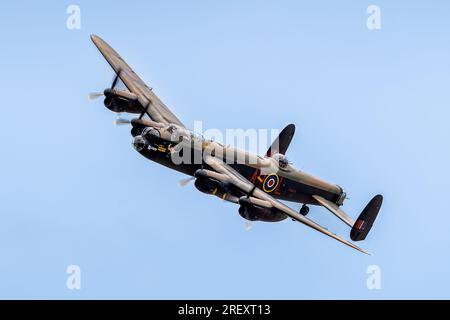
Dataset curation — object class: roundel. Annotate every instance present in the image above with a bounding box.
[262,174,280,193]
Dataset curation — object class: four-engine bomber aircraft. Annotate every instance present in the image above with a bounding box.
[89,34,382,254]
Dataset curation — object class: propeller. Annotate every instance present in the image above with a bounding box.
[111,72,120,89]
[88,70,121,101]
[178,177,195,187]
[114,114,131,126]
[87,92,104,100]
[245,221,253,231]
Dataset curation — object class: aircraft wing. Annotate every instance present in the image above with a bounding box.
[91,34,185,127]
[203,155,369,254]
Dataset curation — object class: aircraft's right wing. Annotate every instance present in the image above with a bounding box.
[203,155,369,255]
[91,34,185,127]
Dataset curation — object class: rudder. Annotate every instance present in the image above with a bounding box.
[350,194,383,241]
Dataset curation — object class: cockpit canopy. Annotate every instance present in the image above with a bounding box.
[163,124,200,143]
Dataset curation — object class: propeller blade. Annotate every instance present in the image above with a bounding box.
[87,92,104,100]
[178,177,195,187]
[111,70,120,89]
[114,117,131,126]
[245,221,253,231]
[90,69,122,101]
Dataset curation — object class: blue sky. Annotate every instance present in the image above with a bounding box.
[1,0,450,299]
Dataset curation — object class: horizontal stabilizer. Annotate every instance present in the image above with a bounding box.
[312,195,354,227]
[350,195,383,241]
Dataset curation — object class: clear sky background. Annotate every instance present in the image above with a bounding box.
[1,1,450,299]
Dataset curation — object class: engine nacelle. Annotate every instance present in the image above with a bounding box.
[103,89,141,114]
[238,201,287,222]
[194,177,224,195]
[194,174,239,203]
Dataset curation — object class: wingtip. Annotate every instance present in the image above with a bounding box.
[352,242,371,255]
[90,34,102,45]
[350,242,371,255]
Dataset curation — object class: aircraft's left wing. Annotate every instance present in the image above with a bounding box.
[203,155,369,255]
[91,34,185,127]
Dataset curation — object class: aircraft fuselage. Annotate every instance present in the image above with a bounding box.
[130,123,344,210]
